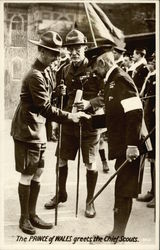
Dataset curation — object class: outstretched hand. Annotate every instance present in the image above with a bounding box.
[68,112,91,123]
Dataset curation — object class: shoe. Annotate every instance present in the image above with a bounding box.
[44,193,67,209]
[106,231,124,238]
[136,191,153,202]
[19,217,36,235]
[147,197,155,208]
[102,161,109,173]
[85,203,96,218]
[50,135,58,142]
[30,214,53,229]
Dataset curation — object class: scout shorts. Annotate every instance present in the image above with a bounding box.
[56,132,100,164]
[14,139,46,175]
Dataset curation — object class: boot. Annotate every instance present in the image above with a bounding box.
[29,180,53,229]
[137,191,153,202]
[18,183,36,235]
[102,161,109,173]
[30,214,53,229]
[19,217,36,235]
[147,197,155,208]
[44,165,68,209]
[146,163,155,208]
[99,149,109,173]
[109,196,132,237]
[85,170,98,218]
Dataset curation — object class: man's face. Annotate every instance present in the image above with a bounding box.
[67,45,86,64]
[113,50,121,61]
[43,49,60,66]
[147,60,155,72]
[91,57,108,79]
[123,56,131,68]
[132,50,141,62]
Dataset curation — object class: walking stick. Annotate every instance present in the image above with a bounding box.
[75,122,82,217]
[55,82,65,226]
[72,89,83,217]
[88,127,156,205]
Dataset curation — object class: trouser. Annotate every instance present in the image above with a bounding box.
[112,156,141,236]
[112,196,132,236]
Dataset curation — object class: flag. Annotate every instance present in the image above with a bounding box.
[91,3,124,40]
[85,3,125,48]
[85,3,115,44]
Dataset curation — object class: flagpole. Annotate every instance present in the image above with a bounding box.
[84,2,97,47]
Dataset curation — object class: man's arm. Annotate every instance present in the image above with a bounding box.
[28,73,90,123]
[119,76,143,161]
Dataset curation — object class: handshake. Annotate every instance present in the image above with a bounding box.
[68,112,91,123]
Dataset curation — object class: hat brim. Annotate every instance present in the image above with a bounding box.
[28,39,61,53]
[114,47,126,53]
[63,42,93,47]
[85,45,113,60]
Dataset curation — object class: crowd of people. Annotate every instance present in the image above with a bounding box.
[10,28,156,238]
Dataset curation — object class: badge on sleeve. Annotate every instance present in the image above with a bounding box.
[109,81,115,88]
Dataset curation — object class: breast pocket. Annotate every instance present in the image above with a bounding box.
[24,110,45,124]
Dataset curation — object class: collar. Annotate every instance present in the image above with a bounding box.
[32,59,47,72]
[149,69,156,76]
[128,57,147,71]
[115,55,124,64]
[104,64,118,83]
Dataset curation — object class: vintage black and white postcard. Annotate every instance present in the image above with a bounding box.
[0,0,159,250]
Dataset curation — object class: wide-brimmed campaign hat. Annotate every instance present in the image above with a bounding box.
[63,29,93,47]
[28,31,62,53]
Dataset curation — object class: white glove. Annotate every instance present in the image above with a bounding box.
[126,146,140,162]
[68,112,91,123]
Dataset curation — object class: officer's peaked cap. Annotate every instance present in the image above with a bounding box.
[85,43,114,62]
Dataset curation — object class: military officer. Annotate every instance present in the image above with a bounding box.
[44,29,104,218]
[89,44,143,237]
[11,31,89,235]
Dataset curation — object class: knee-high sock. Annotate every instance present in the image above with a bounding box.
[59,165,68,195]
[18,183,30,219]
[86,170,98,203]
[29,180,40,216]
[99,149,106,162]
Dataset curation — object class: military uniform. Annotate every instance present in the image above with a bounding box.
[92,63,143,236]
[137,70,156,206]
[10,31,84,235]
[57,57,104,162]
[11,59,69,144]
[103,66,143,195]
[143,72,156,159]
[44,29,104,218]
[128,59,149,93]
[11,59,69,174]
